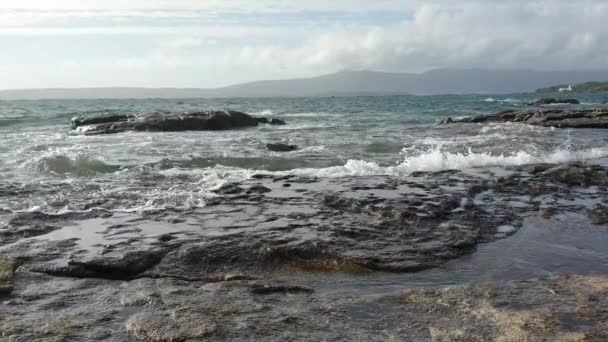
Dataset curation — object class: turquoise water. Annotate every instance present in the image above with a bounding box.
[1,93,607,212]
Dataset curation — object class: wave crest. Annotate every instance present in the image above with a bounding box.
[290,145,608,178]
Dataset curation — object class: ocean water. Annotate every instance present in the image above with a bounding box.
[1,93,608,213]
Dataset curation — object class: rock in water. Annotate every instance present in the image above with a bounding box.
[257,118,286,125]
[71,110,286,135]
[529,98,580,105]
[438,108,608,129]
[266,143,299,152]
[71,113,134,129]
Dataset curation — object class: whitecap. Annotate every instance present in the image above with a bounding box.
[253,109,273,116]
[280,112,332,117]
[288,145,608,178]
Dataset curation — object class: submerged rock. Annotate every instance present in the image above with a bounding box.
[439,108,608,128]
[249,283,314,295]
[71,110,286,135]
[266,143,299,152]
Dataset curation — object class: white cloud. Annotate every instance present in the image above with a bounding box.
[1,0,608,88]
[0,0,410,11]
[0,25,298,37]
[215,2,608,73]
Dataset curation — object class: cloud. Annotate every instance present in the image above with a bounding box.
[0,0,410,11]
[216,2,608,74]
[1,0,608,88]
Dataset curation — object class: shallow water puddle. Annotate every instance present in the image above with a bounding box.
[25,213,199,259]
[286,213,608,296]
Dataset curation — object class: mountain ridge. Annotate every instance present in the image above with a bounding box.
[2,69,608,99]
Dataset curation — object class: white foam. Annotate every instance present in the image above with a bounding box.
[288,145,608,178]
[299,145,327,153]
[253,109,273,116]
[483,98,522,104]
[280,112,330,117]
[275,123,335,130]
[153,144,608,182]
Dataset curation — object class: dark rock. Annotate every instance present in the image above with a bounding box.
[249,283,314,295]
[267,143,299,152]
[529,98,580,106]
[540,163,608,187]
[257,118,286,125]
[27,249,167,280]
[247,184,272,194]
[72,110,285,135]
[213,182,245,195]
[589,205,608,225]
[157,234,177,242]
[71,113,134,129]
[438,109,608,129]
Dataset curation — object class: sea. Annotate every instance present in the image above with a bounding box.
[0,93,607,215]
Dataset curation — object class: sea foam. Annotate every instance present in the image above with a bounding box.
[288,145,608,178]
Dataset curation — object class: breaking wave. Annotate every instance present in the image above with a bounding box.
[289,145,608,178]
[483,98,522,104]
[252,109,274,116]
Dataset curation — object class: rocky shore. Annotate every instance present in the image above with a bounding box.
[2,162,608,340]
[71,110,286,135]
[529,98,580,105]
[439,108,608,129]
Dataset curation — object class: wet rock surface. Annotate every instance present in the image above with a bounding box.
[70,110,286,135]
[439,108,608,128]
[0,258,16,295]
[2,162,608,340]
[3,270,608,340]
[266,143,299,152]
[398,274,608,341]
[529,98,581,105]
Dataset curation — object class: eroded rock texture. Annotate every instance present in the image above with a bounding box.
[1,162,608,341]
[71,110,286,135]
[438,108,608,128]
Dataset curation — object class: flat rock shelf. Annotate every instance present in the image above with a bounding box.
[2,162,608,341]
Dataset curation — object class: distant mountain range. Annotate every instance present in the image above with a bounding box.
[2,69,608,99]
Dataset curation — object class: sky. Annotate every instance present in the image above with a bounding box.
[1,0,607,89]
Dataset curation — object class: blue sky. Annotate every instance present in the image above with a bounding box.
[1,0,607,89]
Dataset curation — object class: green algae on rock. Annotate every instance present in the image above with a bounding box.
[0,258,16,295]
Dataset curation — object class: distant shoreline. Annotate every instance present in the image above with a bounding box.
[2,68,608,100]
